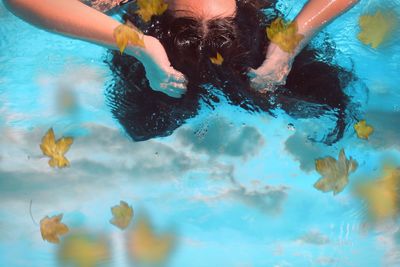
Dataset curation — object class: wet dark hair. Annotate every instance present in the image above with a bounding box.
[106,0,361,144]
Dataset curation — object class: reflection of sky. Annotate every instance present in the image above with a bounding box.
[1,0,400,266]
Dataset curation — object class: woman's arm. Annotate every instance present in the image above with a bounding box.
[294,0,360,52]
[3,0,137,54]
[3,0,187,98]
[249,0,360,91]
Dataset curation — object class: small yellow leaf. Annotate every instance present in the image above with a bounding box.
[354,120,374,140]
[136,0,168,22]
[266,18,304,53]
[40,214,69,244]
[314,149,358,195]
[110,201,134,230]
[128,215,175,265]
[358,10,397,49]
[56,88,77,114]
[40,128,73,168]
[58,232,110,267]
[113,24,145,54]
[355,166,400,221]
[210,52,224,65]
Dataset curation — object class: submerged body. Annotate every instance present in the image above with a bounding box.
[106,0,360,142]
[4,0,361,142]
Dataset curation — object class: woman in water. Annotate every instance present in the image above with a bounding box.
[4,0,361,142]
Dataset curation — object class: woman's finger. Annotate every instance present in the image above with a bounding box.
[159,83,185,98]
[165,88,184,98]
[161,82,186,93]
[247,68,256,78]
[169,82,187,91]
[170,74,187,84]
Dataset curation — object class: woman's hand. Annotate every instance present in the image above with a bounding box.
[248,0,360,93]
[143,58,188,99]
[127,35,188,98]
[248,43,295,92]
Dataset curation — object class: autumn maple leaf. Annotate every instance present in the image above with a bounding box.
[266,18,304,53]
[358,10,397,49]
[40,128,73,168]
[136,0,168,22]
[210,52,224,65]
[354,120,374,140]
[58,231,110,267]
[40,214,69,244]
[314,149,358,195]
[110,201,134,230]
[113,24,145,54]
[355,166,400,222]
[128,215,176,265]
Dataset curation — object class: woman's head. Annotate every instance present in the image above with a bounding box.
[123,0,271,83]
[160,14,243,79]
[152,5,277,116]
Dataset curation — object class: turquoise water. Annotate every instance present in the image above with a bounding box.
[1,0,400,266]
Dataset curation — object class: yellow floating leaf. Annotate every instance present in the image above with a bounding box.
[358,10,397,49]
[266,18,304,53]
[56,88,77,114]
[40,128,73,168]
[354,120,374,140]
[40,214,69,244]
[113,24,145,54]
[128,215,175,265]
[314,149,358,195]
[110,201,134,230]
[136,0,168,22]
[210,52,224,65]
[355,166,400,221]
[58,232,110,267]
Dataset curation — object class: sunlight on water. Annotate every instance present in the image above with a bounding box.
[1,0,400,266]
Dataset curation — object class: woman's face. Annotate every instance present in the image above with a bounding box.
[166,0,237,19]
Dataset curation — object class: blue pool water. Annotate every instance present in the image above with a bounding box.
[1,0,400,266]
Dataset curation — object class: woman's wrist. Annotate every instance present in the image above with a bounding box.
[266,43,295,66]
[125,35,171,69]
[124,35,151,60]
[124,35,187,98]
